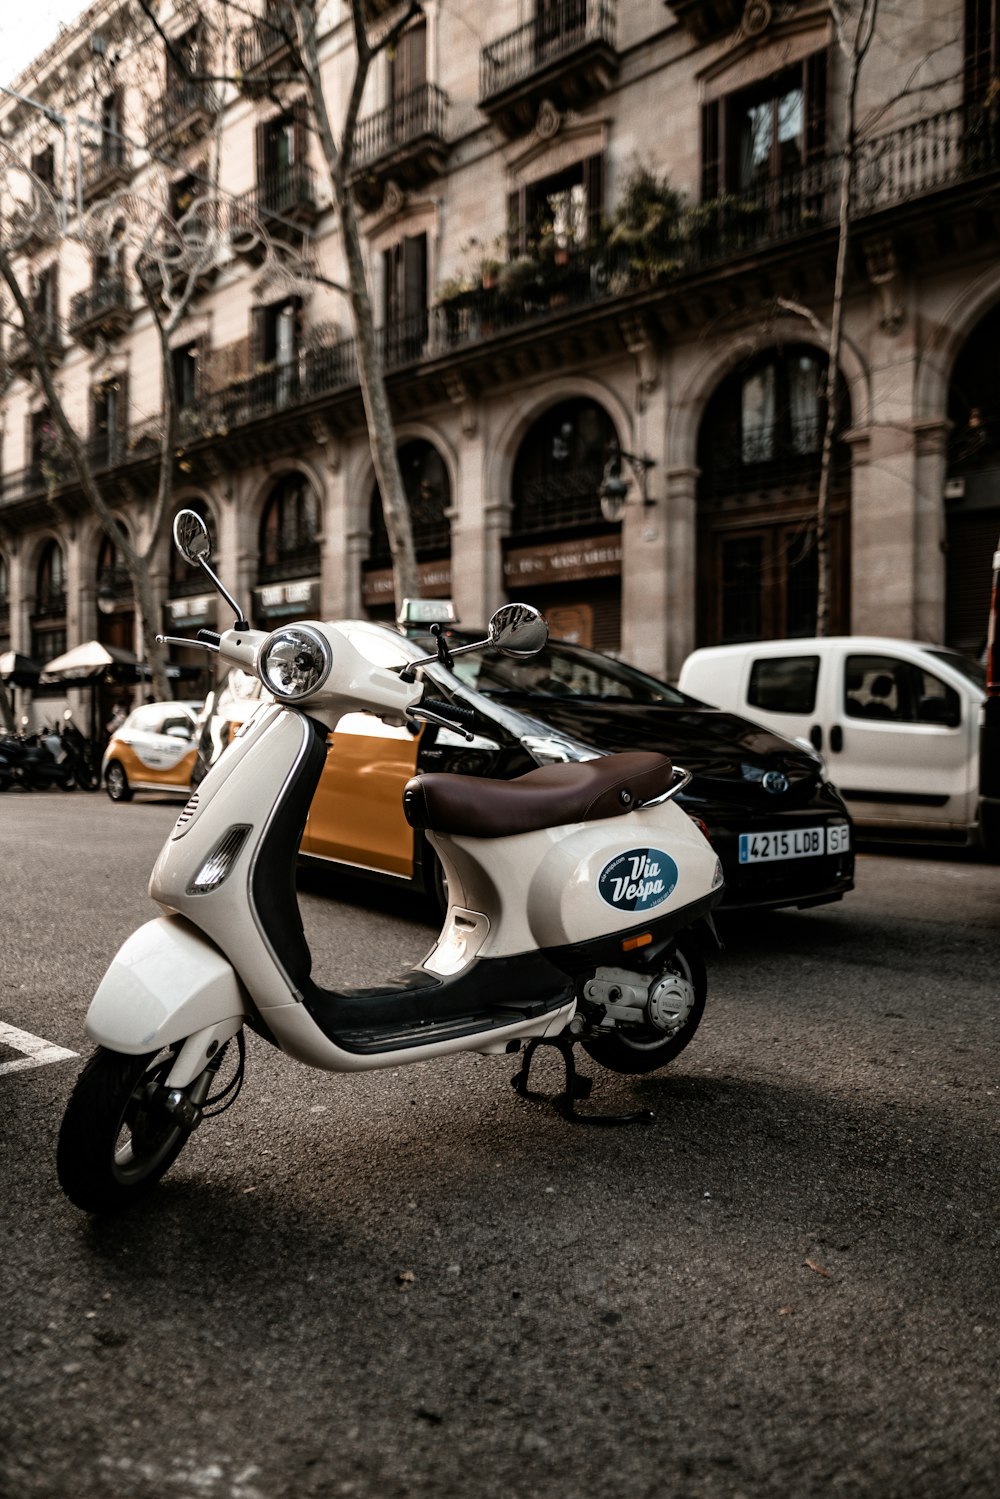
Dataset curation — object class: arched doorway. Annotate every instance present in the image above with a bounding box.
[96,524,136,728]
[505,397,621,649]
[363,440,451,621]
[945,302,1000,657]
[253,472,322,628]
[696,345,851,644]
[31,539,67,666]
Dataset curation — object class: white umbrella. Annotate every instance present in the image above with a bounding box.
[40,641,138,681]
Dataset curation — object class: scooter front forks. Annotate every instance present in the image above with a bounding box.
[510,1037,655,1127]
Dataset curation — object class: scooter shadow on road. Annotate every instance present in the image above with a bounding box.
[70,1055,995,1328]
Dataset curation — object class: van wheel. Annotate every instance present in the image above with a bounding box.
[105,761,132,803]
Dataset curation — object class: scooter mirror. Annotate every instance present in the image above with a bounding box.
[173,509,212,565]
[488,603,549,658]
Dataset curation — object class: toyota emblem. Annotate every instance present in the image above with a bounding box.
[762,770,789,795]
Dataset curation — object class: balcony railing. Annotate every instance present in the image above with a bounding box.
[80,140,130,202]
[480,0,616,101]
[353,83,448,173]
[8,315,63,373]
[1,103,996,504]
[69,275,131,343]
[146,79,214,146]
[234,6,296,76]
[238,162,320,233]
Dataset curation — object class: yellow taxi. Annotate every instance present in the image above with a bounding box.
[101,700,205,801]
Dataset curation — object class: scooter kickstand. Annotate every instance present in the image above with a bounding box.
[511,1037,655,1128]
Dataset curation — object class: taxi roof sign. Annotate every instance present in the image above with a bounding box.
[397,598,457,627]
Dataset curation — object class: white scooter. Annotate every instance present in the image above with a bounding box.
[57,510,724,1213]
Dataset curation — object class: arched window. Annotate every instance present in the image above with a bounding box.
[36,540,66,616]
[511,398,618,536]
[31,540,67,664]
[368,440,450,567]
[97,523,132,609]
[169,499,216,595]
[696,346,851,644]
[259,472,320,582]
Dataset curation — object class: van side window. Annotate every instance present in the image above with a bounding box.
[844,655,961,727]
[747,656,819,714]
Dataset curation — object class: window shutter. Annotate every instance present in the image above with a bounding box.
[584,153,604,242]
[250,305,267,370]
[507,188,525,257]
[403,233,428,320]
[804,48,828,164]
[382,244,397,325]
[701,99,721,200]
[255,120,269,192]
[117,370,130,457]
[293,99,308,168]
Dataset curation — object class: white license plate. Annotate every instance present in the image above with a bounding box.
[738,825,850,864]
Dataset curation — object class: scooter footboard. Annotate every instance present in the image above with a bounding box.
[85,913,246,1055]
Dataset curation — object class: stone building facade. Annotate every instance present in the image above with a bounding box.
[1,0,998,730]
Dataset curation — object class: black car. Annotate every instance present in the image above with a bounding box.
[310,618,854,914]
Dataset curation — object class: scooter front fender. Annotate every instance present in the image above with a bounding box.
[86,913,246,1055]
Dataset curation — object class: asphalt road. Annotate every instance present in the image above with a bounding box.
[0,793,997,1499]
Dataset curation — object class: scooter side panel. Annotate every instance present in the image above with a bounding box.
[435,799,721,956]
[85,914,246,1054]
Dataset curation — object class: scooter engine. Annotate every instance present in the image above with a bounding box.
[576,965,696,1039]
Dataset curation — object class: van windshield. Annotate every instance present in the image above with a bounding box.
[926,650,985,690]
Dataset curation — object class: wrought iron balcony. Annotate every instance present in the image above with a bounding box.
[234,6,298,94]
[237,162,322,240]
[8,315,63,374]
[2,102,994,509]
[79,140,131,203]
[146,79,215,148]
[352,84,449,209]
[479,0,618,136]
[69,275,132,348]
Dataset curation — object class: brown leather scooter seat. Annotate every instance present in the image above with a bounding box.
[402,751,674,839]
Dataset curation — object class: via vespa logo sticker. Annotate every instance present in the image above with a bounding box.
[598,848,678,913]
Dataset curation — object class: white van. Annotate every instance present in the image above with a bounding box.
[678,637,989,850]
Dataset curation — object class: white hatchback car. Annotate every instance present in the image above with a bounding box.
[678,637,989,851]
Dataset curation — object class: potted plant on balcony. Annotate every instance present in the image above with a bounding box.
[607,163,686,288]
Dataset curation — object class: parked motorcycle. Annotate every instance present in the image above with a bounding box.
[57,509,724,1214]
[0,720,76,791]
[60,712,101,791]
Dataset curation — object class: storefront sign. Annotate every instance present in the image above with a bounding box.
[164,595,217,629]
[503,537,622,587]
[362,561,452,606]
[252,578,321,620]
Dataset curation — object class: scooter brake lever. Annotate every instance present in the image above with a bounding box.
[156,633,221,653]
[405,706,475,742]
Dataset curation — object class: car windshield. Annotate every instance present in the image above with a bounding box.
[424,634,695,706]
[926,649,986,690]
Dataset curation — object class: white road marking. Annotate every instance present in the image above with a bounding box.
[0,1022,78,1076]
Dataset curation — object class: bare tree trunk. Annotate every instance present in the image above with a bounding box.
[815,0,878,636]
[0,240,173,700]
[295,0,421,608]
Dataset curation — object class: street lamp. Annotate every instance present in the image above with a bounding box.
[599,439,657,522]
[97,581,116,614]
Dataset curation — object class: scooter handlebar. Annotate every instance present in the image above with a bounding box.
[421,698,477,728]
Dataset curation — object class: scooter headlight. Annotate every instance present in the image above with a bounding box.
[257,626,332,701]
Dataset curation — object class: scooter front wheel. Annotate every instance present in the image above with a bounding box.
[57,1047,192,1213]
[581,935,707,1076]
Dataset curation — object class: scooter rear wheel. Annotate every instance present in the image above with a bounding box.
[57,1047,191,1213]
[581,936,707,1076]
